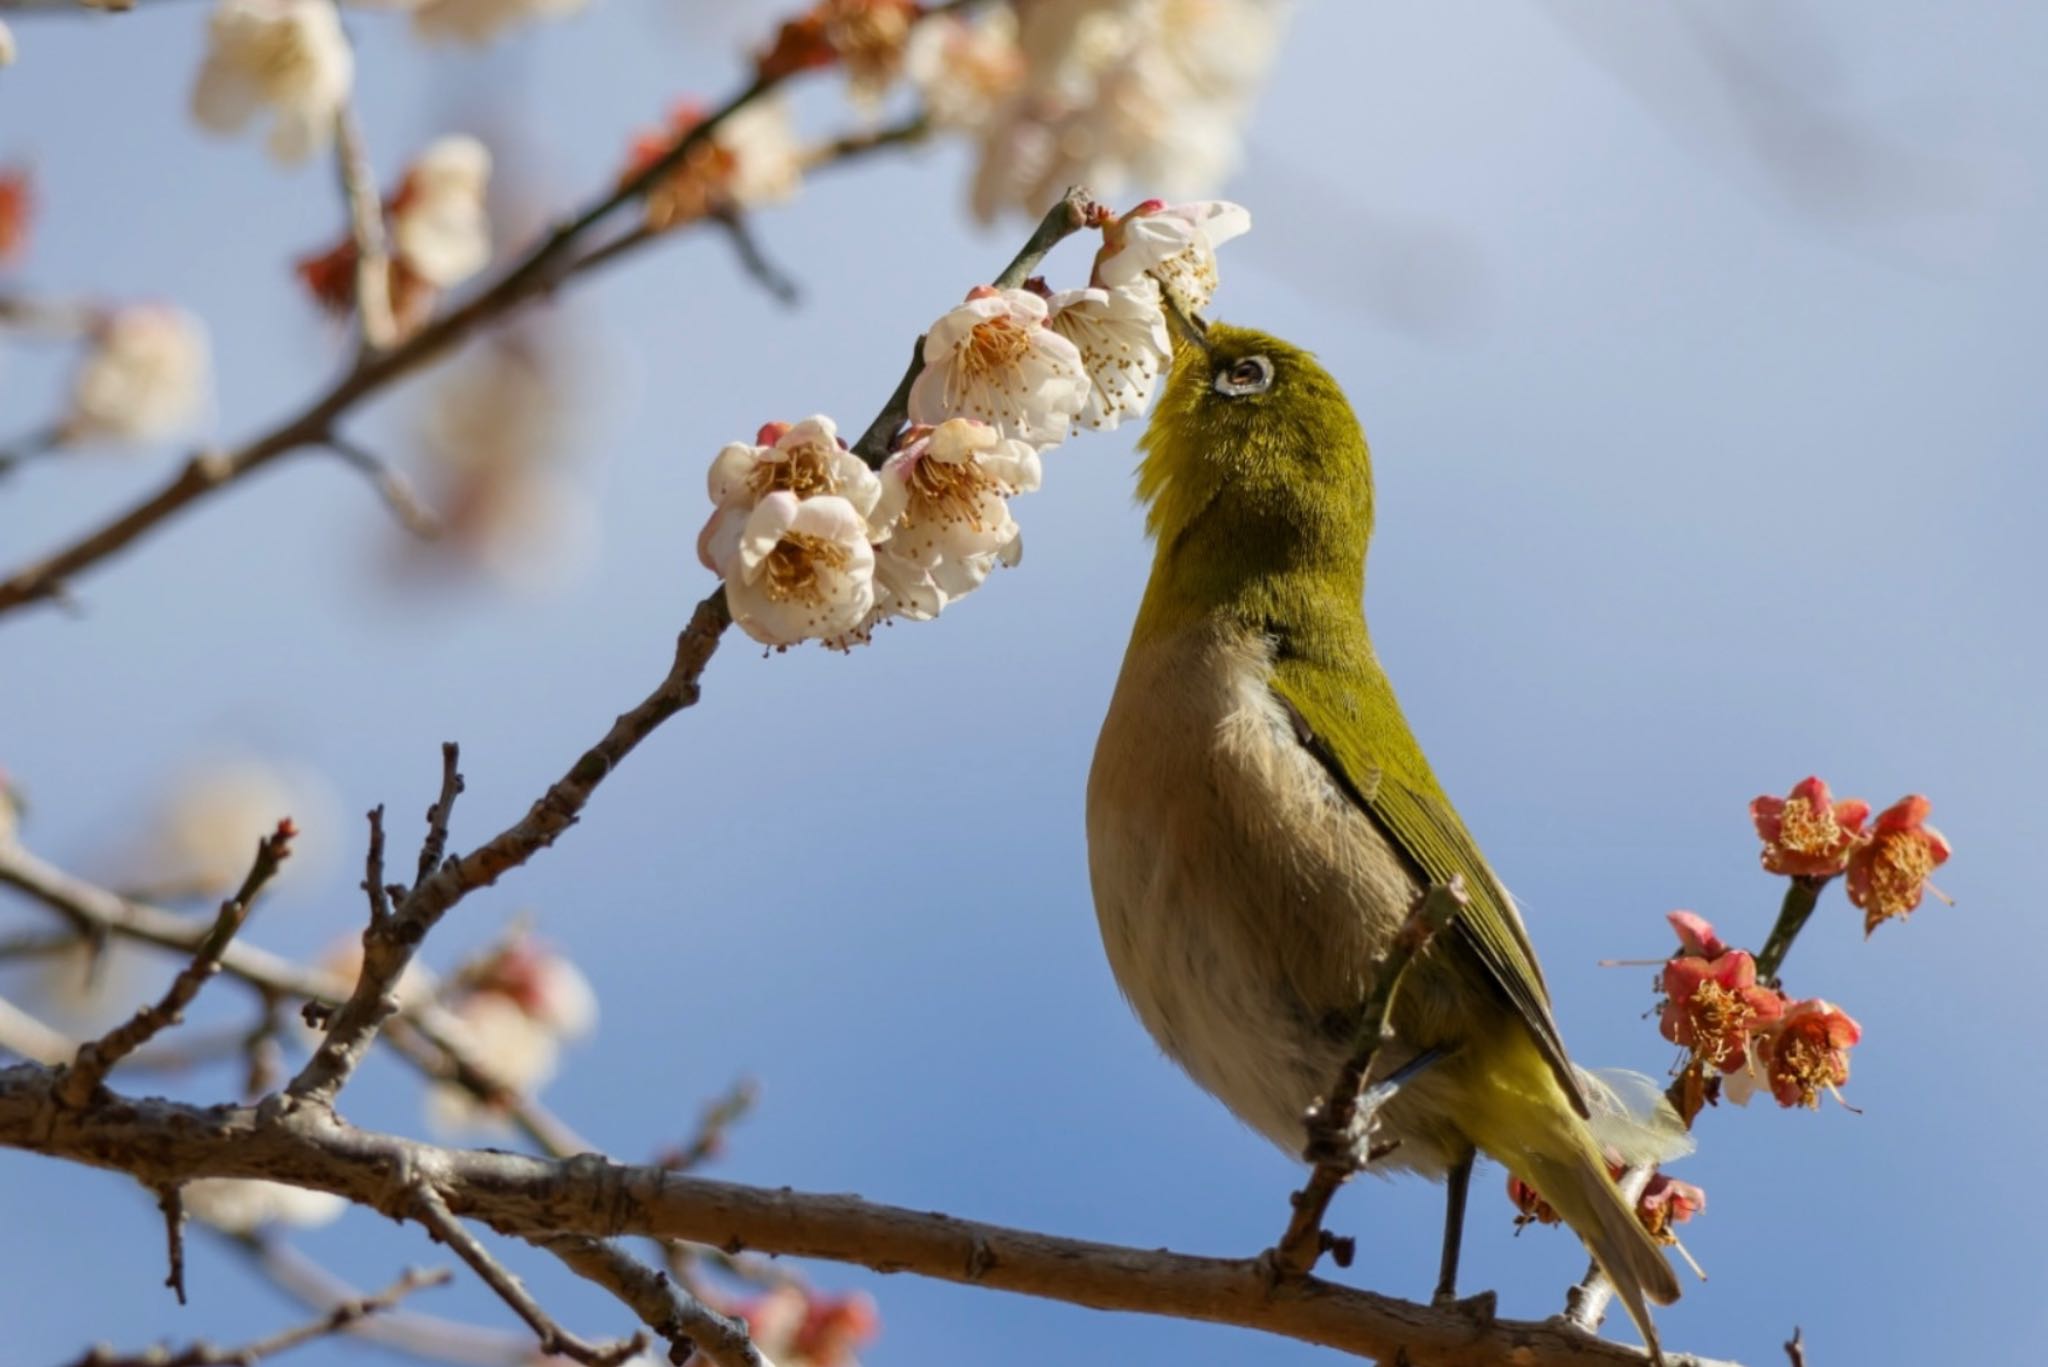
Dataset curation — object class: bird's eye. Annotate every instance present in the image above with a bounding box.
[1213,354,1274,398]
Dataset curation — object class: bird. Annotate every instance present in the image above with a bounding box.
[1086,314,1686,1357]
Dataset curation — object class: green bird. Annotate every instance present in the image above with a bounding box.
[1086,318,1686,1355]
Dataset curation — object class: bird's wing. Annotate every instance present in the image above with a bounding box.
[1272,661,1590,1118]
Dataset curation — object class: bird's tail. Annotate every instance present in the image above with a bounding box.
[1458,1038,1681,1362]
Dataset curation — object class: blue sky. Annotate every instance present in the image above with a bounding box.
[4,2,2046,1365]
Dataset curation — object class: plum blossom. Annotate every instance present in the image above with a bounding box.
[426,995,564,1133]
[182,1179,347,1234]
[391,135,493,289]
[1759,999,1862,1109]
[628,98,802,233]
[0,21,15,70]
[1666,910,1729,960]
[0,167,29,265]
[1506,1173,1561,1229]
[1846,795,1951,935]
[707,416,883,532]
[874,419,1040,571]
[1046,279,1172,430]
[704,491,877,649]
[905,9,1026,132]
[1093,198,1251,314]
[60,307,210,446]
[190,0,353,165]
[410,0,590,47]
[1635,1173,1705,1243]
[1659,941,1784,1074]
[1750,776,1870,878]
[135,756,333,894]
[758,0,920,101]
[738,1285,880,1367]
[906,286,1088,446]
[458,931,598,1041]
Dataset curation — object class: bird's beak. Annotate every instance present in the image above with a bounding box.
[1161,290,1213,357]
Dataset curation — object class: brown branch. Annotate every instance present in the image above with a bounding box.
[1270,879,1467,1278]
[0,1065,1743,1367]
[415,742,465,888]
[334,104,397,352]
[412,1180,646,1367]
[158,1184,188,1305]
[800,114,932,174]
[362,804,392,927]
[710,208,800,305]
[56,820,295,1107]
[1783,1328,1806,1367]
[537,1233,766,1367]
[61,1265,456,1367]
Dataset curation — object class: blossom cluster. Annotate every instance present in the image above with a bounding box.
[1752,777,1952,934]
[698,198,1246,649]
[295,134,495,337]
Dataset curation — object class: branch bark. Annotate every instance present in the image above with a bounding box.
[0,1064,1742,1367]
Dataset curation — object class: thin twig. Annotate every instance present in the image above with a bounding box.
[800,114,932,173]
[0,992,75,1064]
[658,1078,758,1174]
[333,103,398,351]
[62,1265,454,1367]
[57,820,295,1107]
[538,1234,768,1367]
[415,743,464,888]
[1269,879,1468,1278]
[1782,1328,1806,1367]
[158,1185,187,1305]
[322,437,442,539]
[412,1181,646,1367]
[710,208,800,305]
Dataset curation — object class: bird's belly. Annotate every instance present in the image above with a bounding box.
[1086,626,1464,1170]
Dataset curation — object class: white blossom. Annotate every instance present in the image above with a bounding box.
[61,307,210,446]
[425,994,562,1134]
[136,757,334,894]
[190,0,354,165]
[906,287,1088,447]
[183,1179,348,1234]
[410,0,589,47]
[718,99,805,210]
[392,134,492,289]
[905,10,1025,132]
[465,932,598,1040]
[0,18,17,68]
[1046,279,1171,430]
[703,492,878,649]
[1093,198,1251,313]
[707,416,882,533]
[874,419,1039,570]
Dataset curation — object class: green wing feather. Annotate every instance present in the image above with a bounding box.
[1272,651,1590,1119]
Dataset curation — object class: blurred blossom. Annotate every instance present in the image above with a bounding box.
[297,134,493,338]
[404,327,599,595]
[758,0,920,102]
[136,756,334,896]
[1845,795,1951,935]
[314,933,439,1013]
[0,166,29,265]
[459,930,597,1040]
[628,99,802,234]
[58,306,210,447]
[905,9,1026,132]
[0,18,15,69]
[906,286,1088,446]
[1506,1172,1561,1229]
[1750,776,1869,879]
[410,0,590,47]
[970,0,1289,221]
[189,0,354,165]
[1635,1173,1705,1242]
[736,1285,880,1367]
[1093,197,1250,313]
[704,491,878,649]
[182,1178,347,1234]
[1045,278,1171,430]
[426,931,596,1132]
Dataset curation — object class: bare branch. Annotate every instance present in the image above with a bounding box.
[362,805,392,927]
[237,1236,531,1367]
[333,103,398,352]
[57,820,296,1107]
[710,208,800,305]
[412,1180,646,1367]
[1270,879,1467,1278]
[158,1184,187,1306]
[658,1078,758,1174]
[416,742,465,888]
[538,1233,768,1367]
[1783,1328,1806,1367]
[322,437,442,540]
[0,1066,1743,1367]
[0,991,75,1064]
[61,1265,454,1367]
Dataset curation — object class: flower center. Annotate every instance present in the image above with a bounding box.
[1771,1032,1845,1109]
[1775,795,1844,857]
[909,453,995,530]
[1866,835,1937,918]
[748,446,835,501]
[762,532,850,604]
[962,317,1034,380]
[1685,979,1755,1065]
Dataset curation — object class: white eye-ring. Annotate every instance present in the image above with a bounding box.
[1213,354,1273,397]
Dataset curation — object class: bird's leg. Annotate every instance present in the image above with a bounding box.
[1434,1149,1474,1303]
[1304,1045,1446,1168]
[1432,1149,1496,1320]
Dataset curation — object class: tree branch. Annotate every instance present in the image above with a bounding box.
[333,102,398,352]
[322,436,442,540]
[0,1065,1742,1367]
[56,820,295,1107]
[537,1233,768,1367]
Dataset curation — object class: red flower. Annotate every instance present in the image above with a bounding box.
[1763,999,1862,1108]
[1507,1174,1561,1229]
[1750,776,1870,878]
[1666,910,1728,960]
[757,0,918,91]
[0,166,31,266]
[1845,795,1951,935]
[1659,947,1786,1074]
[1634,1173,1705,1243]
[793,1290,880,1365]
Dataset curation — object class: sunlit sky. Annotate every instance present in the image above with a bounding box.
[4,3,2046,1366]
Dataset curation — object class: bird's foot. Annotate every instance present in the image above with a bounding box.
[1432,1289,1497,1324]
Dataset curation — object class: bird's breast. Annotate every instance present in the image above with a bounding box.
[1085,621,1431,1155]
